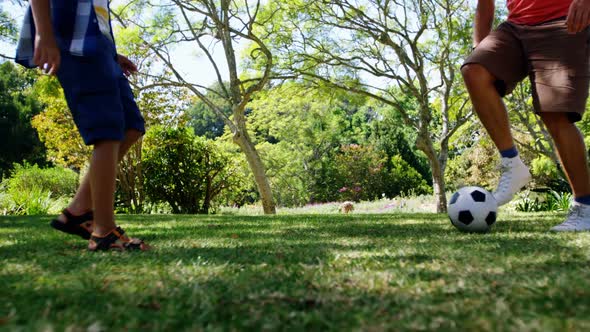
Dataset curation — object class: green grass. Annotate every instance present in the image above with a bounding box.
[2,213,590,331]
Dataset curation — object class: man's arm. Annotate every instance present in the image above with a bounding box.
[567,0,590,34]
[473,0,495,48]
[30,0,60,75]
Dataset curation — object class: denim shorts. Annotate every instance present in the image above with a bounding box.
[56,36,145,145]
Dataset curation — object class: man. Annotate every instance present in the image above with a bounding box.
[462,0,590,231]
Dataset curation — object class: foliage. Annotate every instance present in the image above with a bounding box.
[445,131,499,192]
[30,76,91,170]
[515,190,572,212]
[0,62,47,177]
[0,5,17,59]
[142,126,243,214]
[4,187,68,216]
[116,0,280,214]
[387,155,432,197]
[5,163,78,198]
[0,163,74,215]
[265,0,475,212]
[247,83,430,206]
[530,156,569,192]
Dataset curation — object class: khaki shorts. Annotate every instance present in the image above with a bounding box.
[464,19,590,122]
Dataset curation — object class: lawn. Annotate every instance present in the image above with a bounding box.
[2,212,590,331]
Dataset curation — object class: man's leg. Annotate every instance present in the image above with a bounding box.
[57,129,143,218]
[540,113,590,198]
[461,64,514,151]
[461,64,531,205]
[541,113,590,232]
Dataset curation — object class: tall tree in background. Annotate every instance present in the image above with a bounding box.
[266,0,474,212]
[114,0,279,214]
[0,62,47,177]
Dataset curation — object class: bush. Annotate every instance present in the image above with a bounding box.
[515,190,571,212]
[6,163,78,197]
[142,126,244,214]
[330,145,430,202]
[387,155,431,197]
[0,163,76,215]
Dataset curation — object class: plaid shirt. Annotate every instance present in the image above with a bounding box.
[15,0,115,68]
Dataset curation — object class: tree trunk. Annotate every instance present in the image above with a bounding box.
[417,134,448,213]
[233,131,277,214]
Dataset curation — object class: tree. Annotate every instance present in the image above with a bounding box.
[266,0,474,212]
[113,0,279,214]
[0,4,18,60]
[31,76,91,170]
[0,62,47,177]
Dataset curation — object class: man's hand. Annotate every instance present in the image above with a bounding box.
[117,54,138,76]
[567,0,590,34]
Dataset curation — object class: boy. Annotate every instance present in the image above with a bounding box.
[462,0,590,231]
[16,0,149,249]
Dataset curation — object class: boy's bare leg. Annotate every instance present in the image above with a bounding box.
[58,129,143,218]
[90,140,120,236]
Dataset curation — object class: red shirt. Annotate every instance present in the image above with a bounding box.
[507,0,572,25]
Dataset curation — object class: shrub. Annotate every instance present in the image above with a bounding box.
[142,126,244,214]
[530,156,569,192]
[387,155,431,197]
[0,163,76,215]
[6,163,78,197]
[515,190,571,212]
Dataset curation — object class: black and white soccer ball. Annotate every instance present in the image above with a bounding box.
[448,186,498,233]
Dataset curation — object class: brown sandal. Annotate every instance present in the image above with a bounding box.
[50,209,94,240]
[88,227,150,251]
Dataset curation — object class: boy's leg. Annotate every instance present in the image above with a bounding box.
[89,140,120,236]
[56,129,143,219]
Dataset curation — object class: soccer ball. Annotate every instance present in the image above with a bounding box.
[448,186,498,233]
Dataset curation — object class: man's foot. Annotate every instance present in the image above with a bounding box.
[493,157,532,206]
[551,203,590,232]
[50,209,94,239]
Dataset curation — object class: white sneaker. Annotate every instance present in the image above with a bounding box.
[493,156,532,206]
[551,203,590,232]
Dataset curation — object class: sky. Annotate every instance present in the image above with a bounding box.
[0,0,229,86]
[1,0,481,89]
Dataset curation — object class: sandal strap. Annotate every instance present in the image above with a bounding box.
[89,227,148,251]
[62,209,94,225]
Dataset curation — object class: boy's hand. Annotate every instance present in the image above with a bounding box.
[117,54,137,76]
[33,34,60,75]
[567,0,590,34]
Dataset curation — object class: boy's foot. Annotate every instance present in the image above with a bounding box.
[88,226,150,251]
[493,157,532,206]
[551,203,590,232]
[50,209,94,239]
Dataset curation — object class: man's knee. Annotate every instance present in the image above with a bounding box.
[461,63,495,87]
[540,112,573,133]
